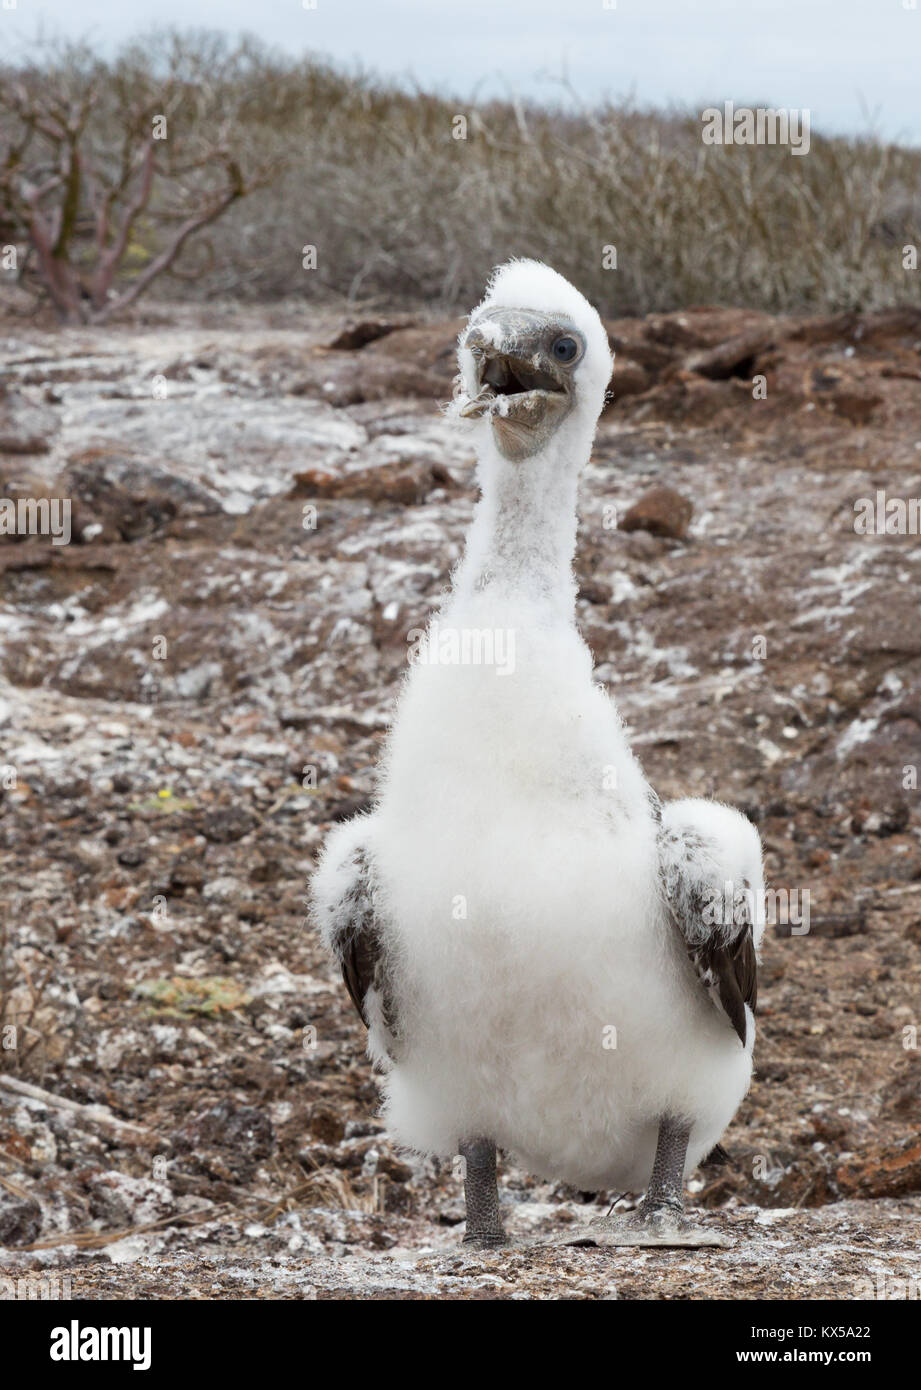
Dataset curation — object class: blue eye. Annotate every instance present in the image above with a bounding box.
[552,336,579,363]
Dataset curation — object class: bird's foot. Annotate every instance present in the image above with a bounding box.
[462,1229,511,1250]
[566,1201,732,1249]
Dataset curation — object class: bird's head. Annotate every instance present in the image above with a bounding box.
[452,260,613,464]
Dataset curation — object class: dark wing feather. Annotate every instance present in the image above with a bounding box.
[659,824,758,1045]
[689,925,757,1046]
[658,812,761,1045]
[329,847,398,1049]
[341,923,377,1028]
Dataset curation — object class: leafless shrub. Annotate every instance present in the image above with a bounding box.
[0,31,288,323]
[173,66,921,317]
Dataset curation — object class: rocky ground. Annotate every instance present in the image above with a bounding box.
[0,295,919,1300]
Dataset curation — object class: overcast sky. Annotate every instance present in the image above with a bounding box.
[7,0,919,143]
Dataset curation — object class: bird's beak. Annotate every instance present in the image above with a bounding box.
[459,308,567,418]
[455,308,576,460]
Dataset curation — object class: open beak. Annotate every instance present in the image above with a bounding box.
[458,308,569,421]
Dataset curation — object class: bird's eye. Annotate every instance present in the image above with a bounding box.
[552,336,580,364]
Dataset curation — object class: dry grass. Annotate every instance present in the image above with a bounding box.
[237,90,921,317]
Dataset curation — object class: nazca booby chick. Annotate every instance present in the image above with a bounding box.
[313,260,764,1248]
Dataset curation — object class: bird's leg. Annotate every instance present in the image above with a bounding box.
[459,1137,507,1248]
[636,1114,690,1223]
[567,1115,731,1249]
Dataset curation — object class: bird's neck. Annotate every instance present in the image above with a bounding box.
[451,440,581,622]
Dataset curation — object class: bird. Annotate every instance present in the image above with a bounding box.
[312,259,764,1249]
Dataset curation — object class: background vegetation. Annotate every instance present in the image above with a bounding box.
[1,29,919,320]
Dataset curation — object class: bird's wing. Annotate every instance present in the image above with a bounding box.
[335,848,379,1027]
[658,801,762,1046]
[312,819,398,1054]
[685,917,758,1047]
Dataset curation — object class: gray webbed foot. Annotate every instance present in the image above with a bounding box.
[569,1200,731,1248]
[462,1230,512,1251]
[563,1115,733,1249]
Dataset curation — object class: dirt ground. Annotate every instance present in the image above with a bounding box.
[0,296,919,1299]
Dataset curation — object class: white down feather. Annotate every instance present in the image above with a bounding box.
[314,260,764,1192]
